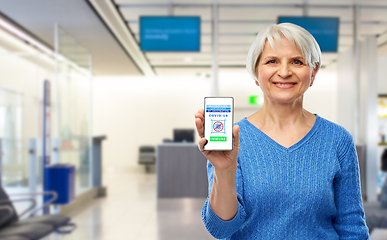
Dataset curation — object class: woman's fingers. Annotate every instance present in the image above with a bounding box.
[195,109,205,138]
[194,110,204,121]
[195,117,204,137]
[198,137,208,152]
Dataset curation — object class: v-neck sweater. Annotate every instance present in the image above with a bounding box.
[202,115,369,239]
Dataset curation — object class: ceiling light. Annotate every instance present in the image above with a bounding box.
[0,17,54,56]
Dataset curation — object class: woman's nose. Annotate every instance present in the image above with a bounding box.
[277,64,292,78]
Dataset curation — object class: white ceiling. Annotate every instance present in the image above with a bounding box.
[114,0,387,76]
[1,0,387,77]
[0,0,143,76]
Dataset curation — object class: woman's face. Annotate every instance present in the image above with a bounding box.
[256,37,316,105]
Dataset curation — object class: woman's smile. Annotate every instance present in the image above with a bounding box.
[273,82,297,88]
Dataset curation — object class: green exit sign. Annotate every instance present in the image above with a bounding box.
[249,95,264,105]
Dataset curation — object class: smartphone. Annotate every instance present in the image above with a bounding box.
[204,97,234,151]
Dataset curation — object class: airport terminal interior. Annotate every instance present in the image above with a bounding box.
[2,0,387,239]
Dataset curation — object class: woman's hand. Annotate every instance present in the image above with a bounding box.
[195,109,240,220]
[194,109,240,171]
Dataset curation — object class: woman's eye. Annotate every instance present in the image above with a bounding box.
[266,60,276,64]
[293,60,303,65]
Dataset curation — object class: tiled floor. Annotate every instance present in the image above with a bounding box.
[41,166,215,240]
[26,165,387,240]
[371,229,387,240]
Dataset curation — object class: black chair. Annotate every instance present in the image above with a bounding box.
[0,205,14,228]
[0,199,53,240]
[0,187,72,239]
[138,146,155,172]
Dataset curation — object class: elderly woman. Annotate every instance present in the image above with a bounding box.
[194,23,369,239]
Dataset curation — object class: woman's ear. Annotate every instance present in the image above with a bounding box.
[254,57,260,82]
[310,63,319,85]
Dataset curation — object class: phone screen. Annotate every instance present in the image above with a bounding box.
[204,97,234,151]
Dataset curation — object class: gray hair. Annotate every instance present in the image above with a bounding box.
[246,23,322,81]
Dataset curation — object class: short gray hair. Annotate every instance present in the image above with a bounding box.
[246,23,322,81]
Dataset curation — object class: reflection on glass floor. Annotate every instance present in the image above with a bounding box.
[6,165,387,240]
[39,166,214,240]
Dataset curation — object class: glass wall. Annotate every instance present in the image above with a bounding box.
[0,25,93,211]
[0,51,54,195]
[56,26,93,195]
[56,59,92,195]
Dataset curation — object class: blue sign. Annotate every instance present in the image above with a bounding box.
[140,16,200,51]
[278,17,339,52]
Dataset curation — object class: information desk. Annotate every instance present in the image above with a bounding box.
[157,143,208,198]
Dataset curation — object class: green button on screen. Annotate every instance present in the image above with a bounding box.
[210,136,227,142]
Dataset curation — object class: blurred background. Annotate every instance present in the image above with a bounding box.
[1,0,387,239]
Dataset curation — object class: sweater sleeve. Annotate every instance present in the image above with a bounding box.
[333,130,369,239]
[201,160,246,239]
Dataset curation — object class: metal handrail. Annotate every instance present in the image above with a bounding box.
[8,191,58,217]
[0,198,36,219]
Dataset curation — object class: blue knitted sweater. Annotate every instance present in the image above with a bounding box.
[202,115,369,239]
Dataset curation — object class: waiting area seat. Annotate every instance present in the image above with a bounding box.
[138,146,155,172]
[0,186,72,240]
